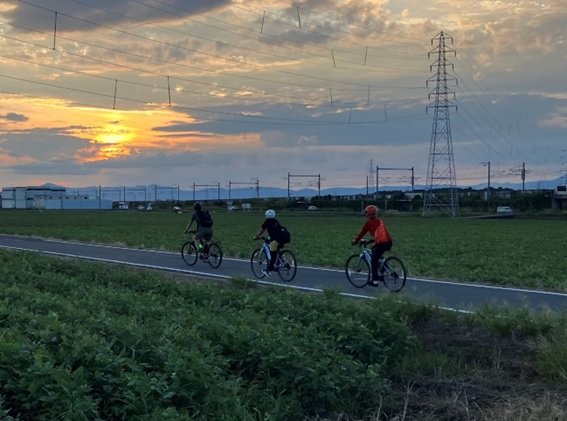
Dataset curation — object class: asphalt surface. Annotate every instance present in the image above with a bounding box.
[0,234,566,313]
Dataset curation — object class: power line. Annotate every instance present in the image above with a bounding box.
[0,74,428,126]
[15,0,398,89]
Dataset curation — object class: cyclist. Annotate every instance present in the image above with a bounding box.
[184,202,214,256]
[253,209,290,274]
[352,205,393,286]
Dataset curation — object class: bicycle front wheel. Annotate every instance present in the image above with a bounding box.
[382,256,407,292]
[206,243,223,268]
[277,250,297,282]
[181,241,198,266]
[250,248,268,279]
[345,254,370,288]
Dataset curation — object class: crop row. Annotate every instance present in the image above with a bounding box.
[0,210,566,289]
[0,249,416,419]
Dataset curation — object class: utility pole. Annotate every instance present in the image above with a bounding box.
[481,161,491,200]
[368,159,376,197]
[376,166,415,193]
[422,31,459,217]
[193,183,221,201]
[287,173,321,199]
[521,162,526,192]
[228,179,259,200]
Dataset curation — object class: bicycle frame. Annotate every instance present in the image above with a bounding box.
[345,239,406,291]
[360,247,385,271]
[250,237,297,282]
[181,232,223,269]
[260,239,283,267]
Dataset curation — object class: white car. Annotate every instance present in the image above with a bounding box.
[496,206,513,214]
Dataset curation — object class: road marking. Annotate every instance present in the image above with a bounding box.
[0,237,567,313]
[1,239,566,299]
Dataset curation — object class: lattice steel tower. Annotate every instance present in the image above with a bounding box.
[423,31,459,217]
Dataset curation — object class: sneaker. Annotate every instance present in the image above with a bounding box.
[262,269,271,277]
[369,280,380,287]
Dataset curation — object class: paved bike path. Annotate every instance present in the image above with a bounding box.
[0,234,566,313]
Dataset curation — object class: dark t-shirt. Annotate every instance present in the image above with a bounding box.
[261,218,281,240]
[191,209,213,228]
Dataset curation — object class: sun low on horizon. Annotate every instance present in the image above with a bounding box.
[0,95,262,163]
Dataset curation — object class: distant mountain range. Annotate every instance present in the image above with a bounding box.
[56,175,565,202]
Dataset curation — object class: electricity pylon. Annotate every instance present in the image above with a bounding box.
[423,31,460,217]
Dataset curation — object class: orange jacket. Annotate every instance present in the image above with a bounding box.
[354,218,392,244]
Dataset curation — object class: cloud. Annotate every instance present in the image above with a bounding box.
[4,0,232,33]
[0,112,28,122]
[0,0,565,189]
[539,106,567,129]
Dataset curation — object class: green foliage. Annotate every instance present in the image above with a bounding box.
[536,324,567,382]
[475,306,556,337]
[0,209,566,288]
[0,250,417,419]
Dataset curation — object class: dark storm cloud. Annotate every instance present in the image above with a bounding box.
[4,0,231,33]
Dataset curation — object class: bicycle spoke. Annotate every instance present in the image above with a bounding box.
[277,250,297,282]
[181,241,198,266]
[345,254,370,288]
[207,243,223,268]
[382,257,407,292]
[250,248,268,279]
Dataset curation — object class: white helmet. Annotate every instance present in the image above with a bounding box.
[265,209,276,219]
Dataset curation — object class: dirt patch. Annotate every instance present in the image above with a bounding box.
[380,316,567,420]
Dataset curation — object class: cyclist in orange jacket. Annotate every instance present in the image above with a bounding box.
[352,205,393,286]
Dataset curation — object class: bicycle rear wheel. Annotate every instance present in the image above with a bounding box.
[277,250,297,282]
[181,241,198,266]
[250,248,268,279]
[206,242,223,268]
[345,254,370,288]
[382,256,407,292]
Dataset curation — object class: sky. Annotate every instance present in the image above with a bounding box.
[0,0,566,193]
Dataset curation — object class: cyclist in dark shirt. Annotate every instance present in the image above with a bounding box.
[253,209,289,273]
[184,202,213,254]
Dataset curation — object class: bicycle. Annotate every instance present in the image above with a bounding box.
[345,239,407,292]
[250,237,297,282]
[181,231,223,269]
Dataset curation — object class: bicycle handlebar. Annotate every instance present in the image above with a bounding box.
[354,239,375,246]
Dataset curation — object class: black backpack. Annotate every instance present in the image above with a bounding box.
[197,210,213,227]
[274,221,291,244]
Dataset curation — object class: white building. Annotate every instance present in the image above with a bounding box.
[1,184,113,210]
[552,185,567,210]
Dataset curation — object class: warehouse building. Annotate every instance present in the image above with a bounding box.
[1,184,113,210]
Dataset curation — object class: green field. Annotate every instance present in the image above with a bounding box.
[1,249,566,420]
[0,209,566,290]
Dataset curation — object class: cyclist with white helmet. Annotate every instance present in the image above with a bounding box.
[253,209,291,274]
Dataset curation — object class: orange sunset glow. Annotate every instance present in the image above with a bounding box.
[1,96,262,162]
[0,0,564,189]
